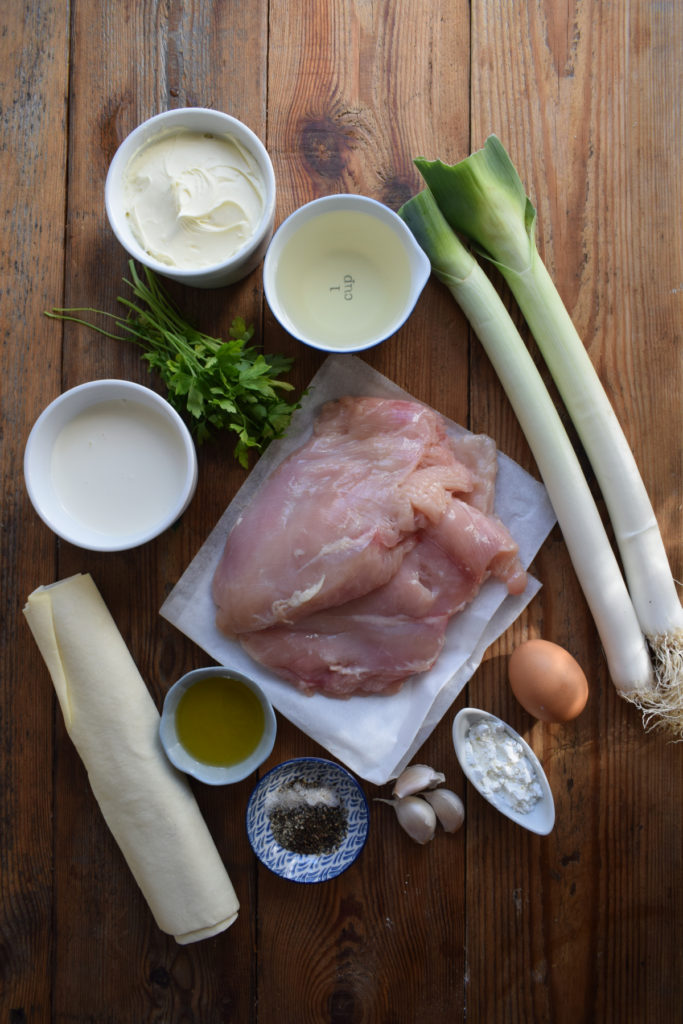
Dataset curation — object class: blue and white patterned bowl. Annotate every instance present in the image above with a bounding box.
[246,757,370,882]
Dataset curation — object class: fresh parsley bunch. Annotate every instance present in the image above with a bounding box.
[48,261,301,468]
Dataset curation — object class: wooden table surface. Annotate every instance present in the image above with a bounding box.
[2,2,681,1022]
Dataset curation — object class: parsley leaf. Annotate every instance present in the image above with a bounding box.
[46,261,302,467]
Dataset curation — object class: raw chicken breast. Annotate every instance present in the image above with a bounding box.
[212,395,527,698]
[242,612,449,697]
[212,397,472,634]
[240,499,525,697]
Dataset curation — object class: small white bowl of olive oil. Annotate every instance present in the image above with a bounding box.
[263,193,431,353]
[159,667,277,785]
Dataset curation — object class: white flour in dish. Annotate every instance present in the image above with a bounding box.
[464,720,542,814]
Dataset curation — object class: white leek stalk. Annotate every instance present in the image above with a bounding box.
[399,190,653,700]
[413,138,683,736]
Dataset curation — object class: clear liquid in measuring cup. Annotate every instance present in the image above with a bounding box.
[273,209,413,349]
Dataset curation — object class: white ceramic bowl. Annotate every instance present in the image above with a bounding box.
[452,707,555,835]
[105,108,276,289]
[159,667,277,785]
[246,757,370,882]
[263,194,431,353]
[24,379,198,552]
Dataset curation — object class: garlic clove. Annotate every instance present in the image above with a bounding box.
[422,788,465,833]
[393,795,437,844]
[392,763,446,799]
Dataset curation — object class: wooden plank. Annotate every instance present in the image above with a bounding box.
[0,0,70,1016]
[258,2,472,1021]
[48,2,268,1020]
[468,2,683,1022]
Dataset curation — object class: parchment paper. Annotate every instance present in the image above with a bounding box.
[161,356,556,785]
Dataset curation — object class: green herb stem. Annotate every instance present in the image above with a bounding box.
[46,261,301,467]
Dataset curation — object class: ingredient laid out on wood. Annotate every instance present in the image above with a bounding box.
[51,399,187,535]
[403,135,683,736]
[391,763,445,798]
[399,161,653,710]
[159,666,276,785]
[47,261,301,466]
[175,673,265,766]
[246,757,370,882]
[464,720,542,815]
[24,378,198,552]
[376,763,465,844]
[508,639,589,723]
[452,708,555,835]
[105,108,276,289]
[422,787,466,833]
[122,128,266,271]
[266,778,349,855]
[212,394,527,698]
[263,193,431,353]
[23,573,239,944]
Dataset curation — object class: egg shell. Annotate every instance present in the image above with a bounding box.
[508,639,589,723]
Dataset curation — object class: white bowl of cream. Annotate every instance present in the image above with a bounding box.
[24,380,198,551]
[106,108,276,289]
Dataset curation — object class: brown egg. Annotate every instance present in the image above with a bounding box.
[508,639,589,723]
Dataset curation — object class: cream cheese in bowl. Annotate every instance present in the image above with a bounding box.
[122,129,266,270]
[24,380,198,551]
[106,108,276,289]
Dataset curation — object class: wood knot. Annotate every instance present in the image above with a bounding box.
[300,116,354,181]
[99,93,134,166]
[149,964,171,987]
[377,174,416,212]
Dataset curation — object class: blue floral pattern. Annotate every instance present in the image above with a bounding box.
[246,757,370,882]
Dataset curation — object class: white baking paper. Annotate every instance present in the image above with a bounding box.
[161,356,556,785]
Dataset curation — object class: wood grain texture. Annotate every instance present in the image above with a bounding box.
[0,1,69,1017]
[1,0,681,1021]
[469,3,683,1024]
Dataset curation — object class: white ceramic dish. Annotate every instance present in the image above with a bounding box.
[263,193,431,353]
[24,379,198,552]
[246,757,369,882]
[159,666,277,785]
[452,707,555,835]
[105,107,276,289]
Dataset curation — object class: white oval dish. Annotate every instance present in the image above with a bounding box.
[24,379,197,552]
[105,107,276,289]
[263,193,431,353]
[452,707,555,835]
[159,667,277,786]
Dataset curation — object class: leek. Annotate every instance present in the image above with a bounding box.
[399,189,653,700]
[410,137,683,735]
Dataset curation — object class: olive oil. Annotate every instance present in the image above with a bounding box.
[273,209,413,348]
[175,675,265,766]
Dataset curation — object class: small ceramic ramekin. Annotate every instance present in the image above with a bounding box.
[159,667,277,785]
[246,757,370,882]
[105,107,276,289]
[263,193,431,353]
[24,379,198,552]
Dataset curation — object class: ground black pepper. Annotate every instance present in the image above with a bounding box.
[267,777,348,855]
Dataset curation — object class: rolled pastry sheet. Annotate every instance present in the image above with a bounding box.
[23,573,239,944]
